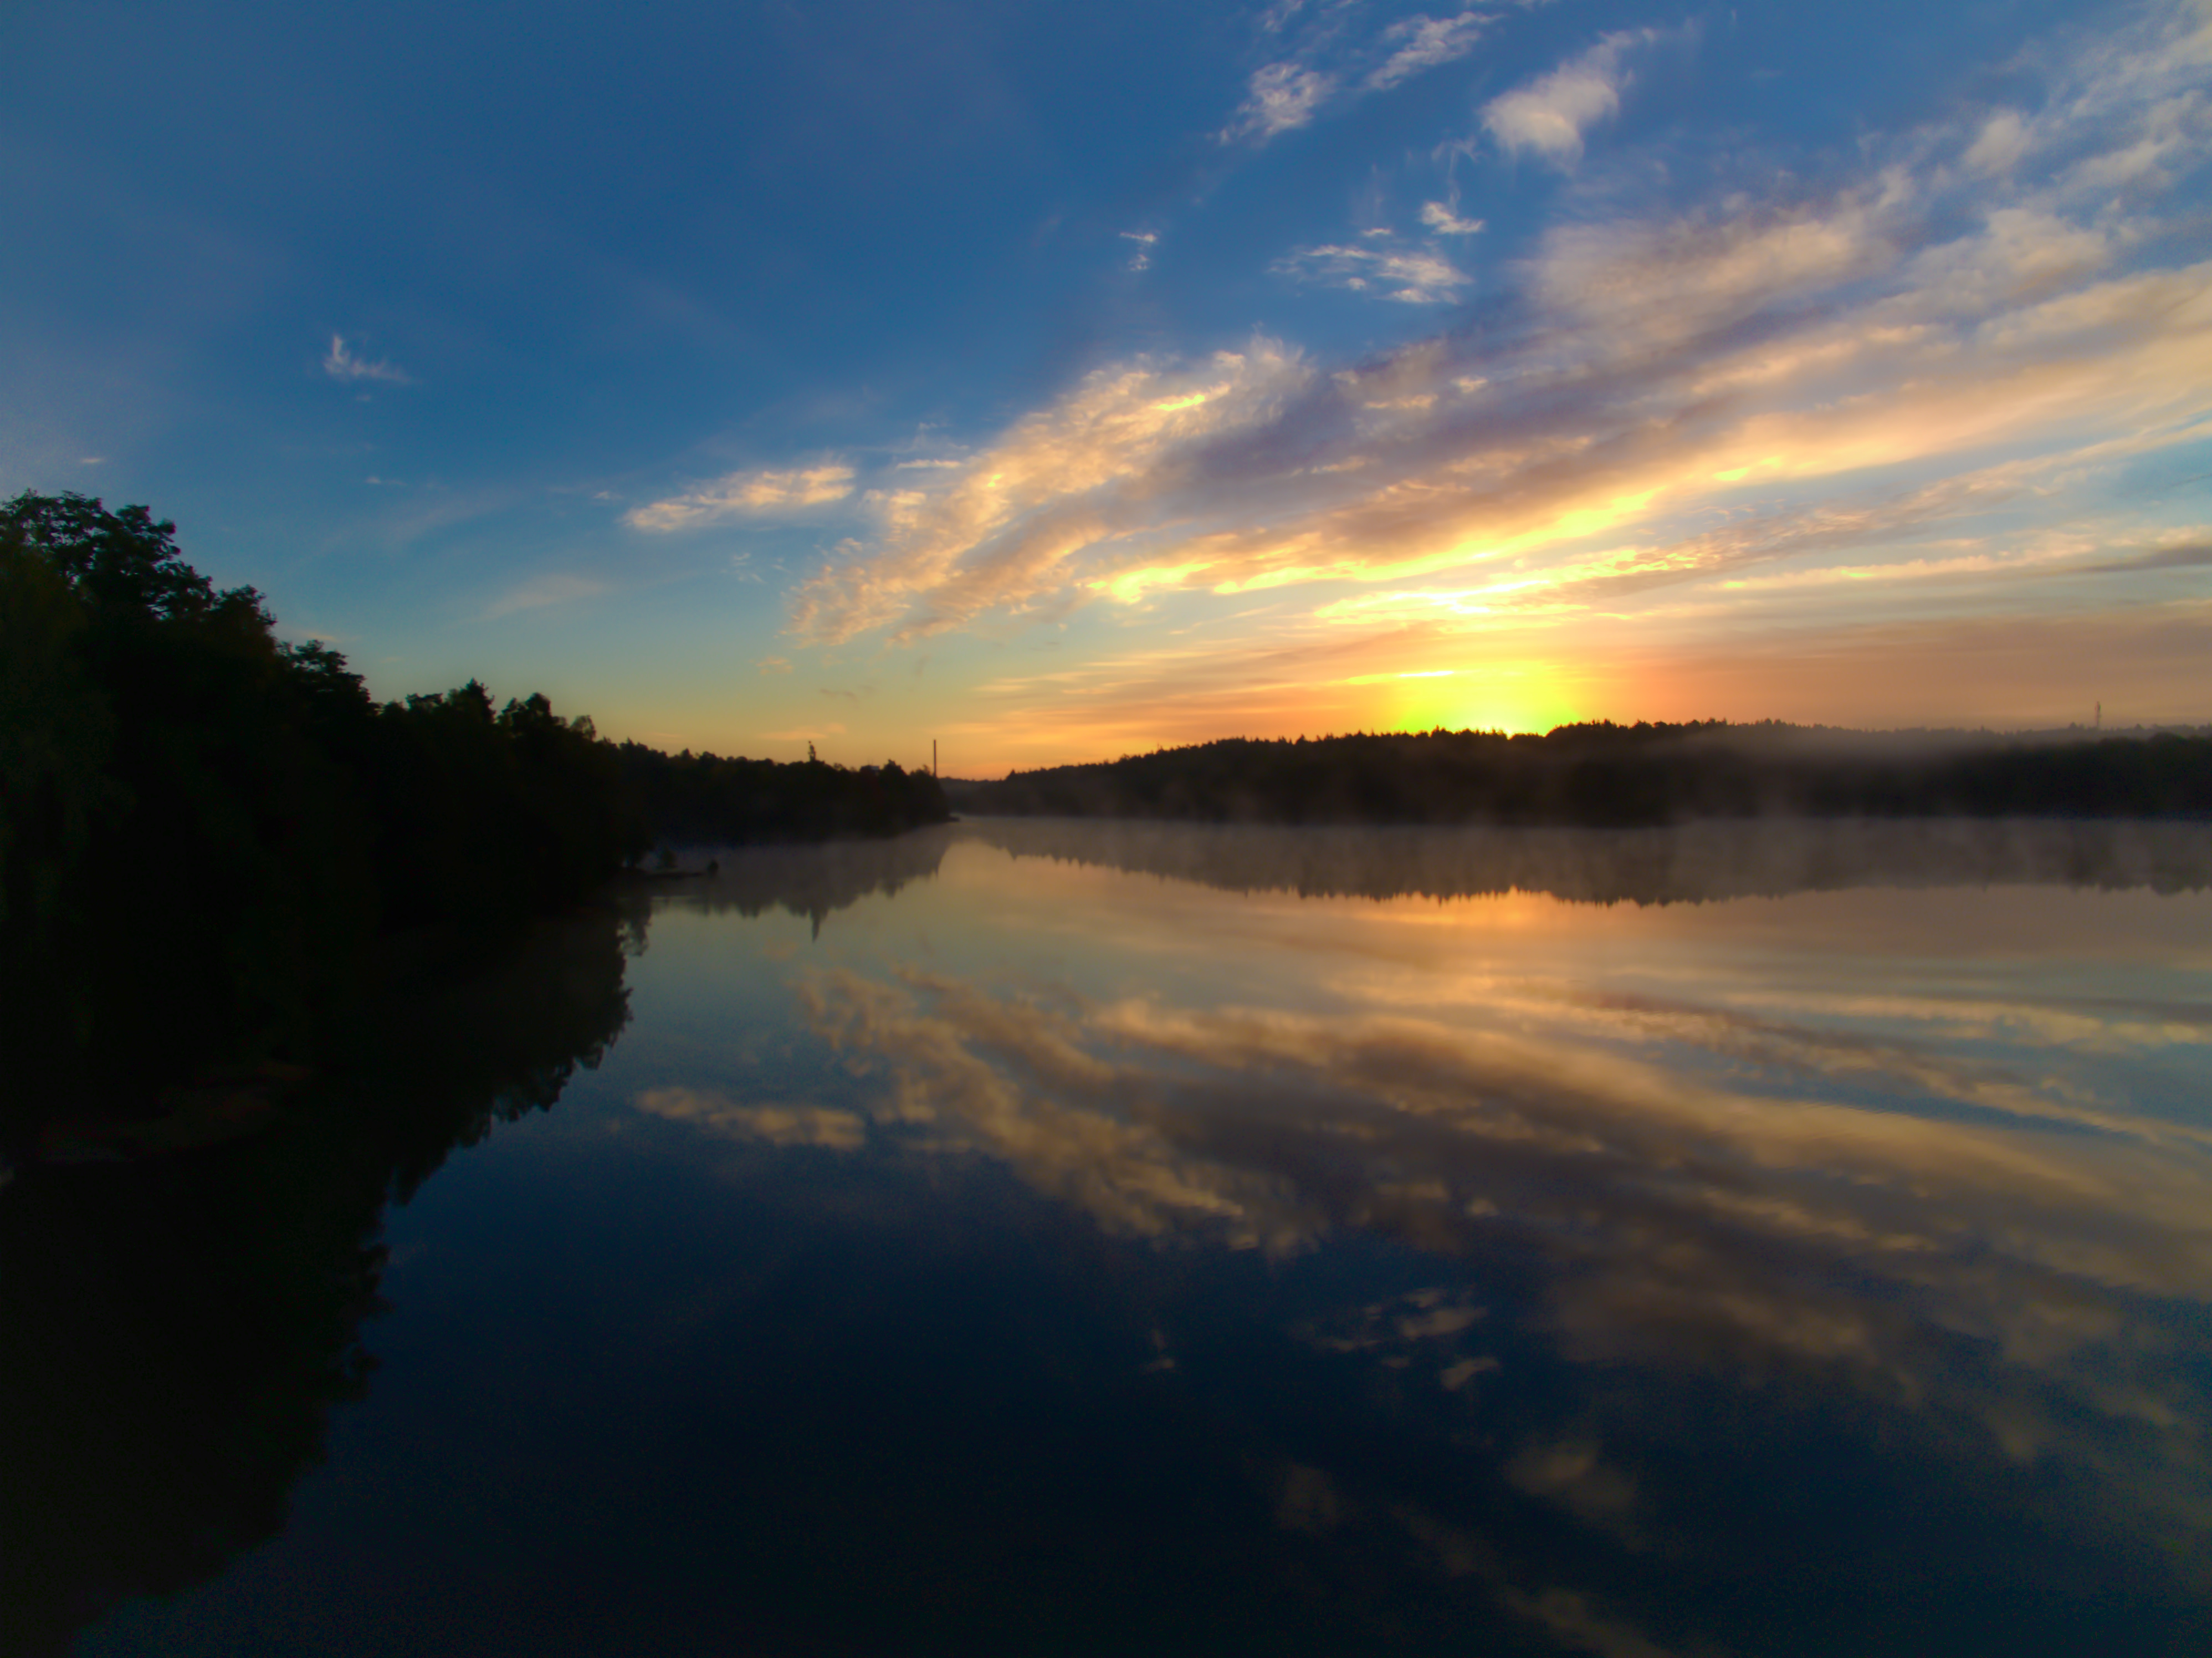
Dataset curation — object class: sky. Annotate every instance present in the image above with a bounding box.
[4,0,2209,774]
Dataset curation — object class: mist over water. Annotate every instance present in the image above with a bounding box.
[959,814,2212,904]
[34,820,2212,1655]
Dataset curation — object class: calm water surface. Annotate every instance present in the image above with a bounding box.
[21,820,2212,1655]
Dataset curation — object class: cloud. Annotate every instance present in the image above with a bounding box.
[2078,536,2212,574]
[1121,229,1160,271]
[771,2,2212,674]
[633,1086,866,1150]
[1223,8,1494,146]
[627,463,856,531]
[786,340,1315,643]
[1365,11,1490,93]
[1965,109,2035,175]
[484,572,609,618]
[788,913,2212,1572]
[795,938,2212,1390]
[1222,61,1337,142]
[1273,241,1474,303]
[757,655,793,674]
[322,334,409,385]
[1482,30,1654,165]
[1420,201,1485,236]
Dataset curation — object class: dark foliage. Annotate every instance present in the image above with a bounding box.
[960,816,2212,908]
[1,491,953,1133]
[617,740,951,846]
[0,904,635,1655]
[952,723,2212,827]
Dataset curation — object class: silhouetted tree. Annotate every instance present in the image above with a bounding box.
[2,490,953,1142]
[954,724,2212,827]
[0,493,648,1135]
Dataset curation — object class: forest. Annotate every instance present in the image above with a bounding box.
[0,491,947,1133]
[949,724,2212,826]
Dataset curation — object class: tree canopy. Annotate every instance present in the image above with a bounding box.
[1,491,941,1134]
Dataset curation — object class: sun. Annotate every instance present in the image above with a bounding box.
[1385,668,1581,736]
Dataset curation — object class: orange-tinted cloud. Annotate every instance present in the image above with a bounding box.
[775,2,2212,744]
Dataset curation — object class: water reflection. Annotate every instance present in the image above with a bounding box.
[0,907,635,1656]
[965,813,2212,904]
[655,824,953,936]
[679,819,2212,1648]
[793,962,2212,1476]
[30,821,2212,1656]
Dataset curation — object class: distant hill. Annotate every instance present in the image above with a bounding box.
[943,723,2212,826]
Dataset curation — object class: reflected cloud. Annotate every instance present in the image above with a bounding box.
[788,896,2212,1565]
[633,1086,866,1149]
[1506,1439,1640,1537]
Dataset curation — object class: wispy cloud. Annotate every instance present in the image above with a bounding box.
[788,340,1314,643]
[1224,7,1493,145]
[1482,29,1657,165]
[2078,535,2212,575]
[1365,10,1491,93]
[634,1087,866,1150]
[1274,240,1473,303]
[485,572,609,618]
[323,334,410,385]
[762,721,846,741]
[627,463,856,531]
[1420,201,1484,235]
[1222,61,1338,142]
[1120,229,1160,272]
[779,2,2212,671]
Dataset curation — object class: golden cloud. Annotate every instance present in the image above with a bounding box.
[628,464,856,531]
[779,6,2212,681]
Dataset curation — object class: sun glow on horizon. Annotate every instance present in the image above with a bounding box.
[1371,666,1585,736]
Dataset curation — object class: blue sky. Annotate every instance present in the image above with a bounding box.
[5,0,2208,771]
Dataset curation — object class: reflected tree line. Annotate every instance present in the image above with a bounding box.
[0,905,637,1655]
[953,723,2212,826]
[0,492,945,1144]
[657,828,954,937]
[963,815,2212,906]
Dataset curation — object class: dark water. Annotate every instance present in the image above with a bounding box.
[11,820,2212,1656]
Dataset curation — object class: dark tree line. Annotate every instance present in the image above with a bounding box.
[0,904,636,1655]
[960,817,2212,909]
[618,741,949,846]
[0,492,940,1122]
[951,723,2212,827]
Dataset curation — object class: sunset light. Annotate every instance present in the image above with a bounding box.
[4,1,2205,768]
[1380,668,1585,738]
[11,5,2212,1651]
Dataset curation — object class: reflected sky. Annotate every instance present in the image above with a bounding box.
[73,820,2212,1656]
[640,821,2212,1636]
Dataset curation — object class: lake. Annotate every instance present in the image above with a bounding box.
[12,818,2212,1656]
